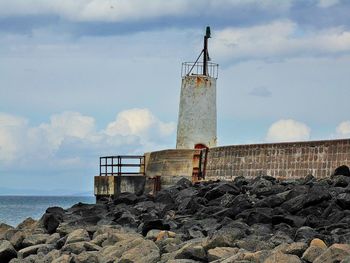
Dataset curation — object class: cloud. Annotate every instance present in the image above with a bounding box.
[0,113,28,162]
[105,108,174,138]
[336,121,350,137]
[211,20,350,63]
[0,0,293,22]
[0,109,175,168]
[249,86,272,97]
[318,0,339,8]
[265,119,311,142]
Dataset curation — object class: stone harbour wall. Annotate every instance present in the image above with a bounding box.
[205,139,350,180]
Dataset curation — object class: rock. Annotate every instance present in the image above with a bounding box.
[175,178,192,190]
[114,211,139,228]
[302,246,327,263]
[46,233,60,245]
[22,233,49,247]
[52,254,72,263]
[204,183,240,201]
[74,251,99,263]
[342,256,350,263]
[16,218,37,230]
[156,230,176,241]
[113,192,138,205]
[116,239,160,263]
[40,210,63,234]
[207,247,239,261]
[281,194,306,214]
[206,223,246,249]
[313,244,350,263]
[337,193,350,209]
[310,238,327,248]
[295,226,319,243]
[0,224,14,239]
[332,175,350,187]
[263,251,302,263]
[98,237,144,262]
[236,208,273,225]
[141,219,170,236]
[18,244,47,258]
[40,249,61,262]
[0,240,17,263]
[272,215,306,228]
[9,231,26,249]
[334,165,350,177]
[61,241,86,254]
[274,242,308,257]
[244,250,271,263]
[174,242,207,262]
[146,229,162,240]
[65,229,90,244]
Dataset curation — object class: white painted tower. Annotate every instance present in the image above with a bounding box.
[176,27,218,149]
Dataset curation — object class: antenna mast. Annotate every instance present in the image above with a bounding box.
[203,26,211,76]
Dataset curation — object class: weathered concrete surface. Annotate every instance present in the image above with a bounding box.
[145,149,197,180]
[206,139,350,180]
[94,176,145,198]
[176,75,217,149]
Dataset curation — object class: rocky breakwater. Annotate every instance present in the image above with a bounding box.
[2,169,350,262]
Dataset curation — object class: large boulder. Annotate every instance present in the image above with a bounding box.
[65,229,90,245]
[204,183,240,201]
[116,239,160,263]
[40,207,64,234]
[333,165,350,177]
[0,240,17,263]
[263,251,302,263]
[313,243,350,263]
[22,234,50,247]
[337,193,350,209]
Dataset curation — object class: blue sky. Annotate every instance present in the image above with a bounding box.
[1,0,350,194]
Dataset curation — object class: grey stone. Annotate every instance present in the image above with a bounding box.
[0,240,17,263]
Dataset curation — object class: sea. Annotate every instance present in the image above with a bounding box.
[0,196,95,227]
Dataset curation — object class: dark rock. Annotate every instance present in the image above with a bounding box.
[334,165,350,177]
[332,175,350,187]
[175,178,192,190]
[141,219,170,236]
[255,195,286,208]
[206,224,246,249]
[272,215,306,228]
[204,183,240,201]
[295,226,319,243]
[337,193,350,209]
[236,208,273,225]
[281,194,306,214]
[113,192,138,205]
[0,240,17,263]
[175,188,198,204]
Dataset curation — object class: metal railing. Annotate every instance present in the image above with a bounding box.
[99,155,145,176]
[181,62,219,79]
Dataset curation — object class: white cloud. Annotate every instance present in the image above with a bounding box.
[265,119,311,142]
[37,112,96,150]
[336,121,350,137]
[0,109,175,167]
[105,108,174,137]
[318,0,339,8]
[0,113,27,162]
[211,20,350,62]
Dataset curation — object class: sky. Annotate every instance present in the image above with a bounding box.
[1,0,350,194]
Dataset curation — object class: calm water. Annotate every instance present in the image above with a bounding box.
[0,196,95,227]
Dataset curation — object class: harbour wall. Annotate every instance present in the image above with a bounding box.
[205,139,350,180]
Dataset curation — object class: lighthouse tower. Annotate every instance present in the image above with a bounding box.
[176,27,218,149]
